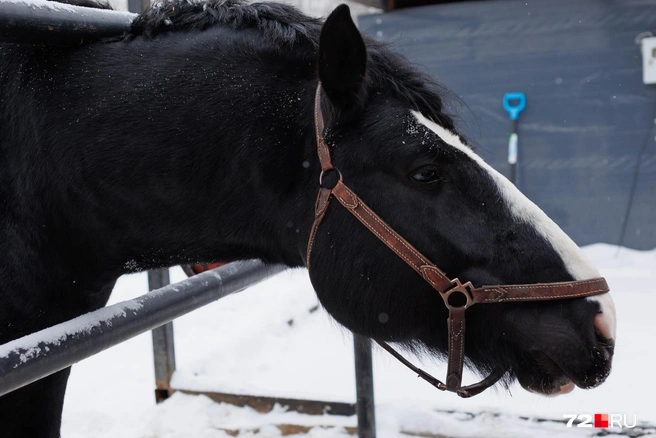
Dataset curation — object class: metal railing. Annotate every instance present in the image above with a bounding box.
[0,0,136,44]
[0,260,286,398]
[0,260,377,436]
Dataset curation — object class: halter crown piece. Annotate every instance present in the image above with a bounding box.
[307,83,610,398]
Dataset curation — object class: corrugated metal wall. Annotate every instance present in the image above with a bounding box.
[360,0,656,249]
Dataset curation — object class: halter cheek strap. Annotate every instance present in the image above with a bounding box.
[307,83,610,398]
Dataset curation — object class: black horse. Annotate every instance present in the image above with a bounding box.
[0,0,616,436]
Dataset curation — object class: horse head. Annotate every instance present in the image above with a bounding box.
[306,5,615,396]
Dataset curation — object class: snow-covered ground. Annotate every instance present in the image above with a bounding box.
[60,244,656,437]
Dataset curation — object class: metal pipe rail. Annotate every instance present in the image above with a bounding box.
[0,0,136,44]
[0,260,287,397]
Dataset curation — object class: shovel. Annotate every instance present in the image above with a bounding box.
[503,92,526,186]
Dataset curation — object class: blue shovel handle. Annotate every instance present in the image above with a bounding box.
[503,92,526,121]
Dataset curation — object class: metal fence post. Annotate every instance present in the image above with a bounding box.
[149,269,176,403]
[354,334,376,438]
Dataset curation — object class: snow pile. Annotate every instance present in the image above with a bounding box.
[61,244,656,437]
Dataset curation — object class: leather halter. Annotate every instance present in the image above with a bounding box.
[307,84,610,398]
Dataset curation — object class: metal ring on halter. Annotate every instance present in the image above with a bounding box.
[319,168,342,189]
[442,279,475,310]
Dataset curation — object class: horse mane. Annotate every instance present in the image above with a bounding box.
[366,47,459,130]
[49,0,458,129]
[129,0,323,47]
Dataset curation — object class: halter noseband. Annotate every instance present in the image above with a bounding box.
[306,84,610,398]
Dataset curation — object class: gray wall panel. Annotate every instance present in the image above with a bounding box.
[360,0,656,249]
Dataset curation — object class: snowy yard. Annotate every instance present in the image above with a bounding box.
[61,244,656,437]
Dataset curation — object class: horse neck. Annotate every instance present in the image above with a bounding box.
[22,31,321,274]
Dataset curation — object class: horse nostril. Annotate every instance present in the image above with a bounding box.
[597,332,615,356]
[595,331,615,362]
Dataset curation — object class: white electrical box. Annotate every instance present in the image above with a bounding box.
[641,36,656,85]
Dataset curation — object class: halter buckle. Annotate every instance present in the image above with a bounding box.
[442,278,475,309]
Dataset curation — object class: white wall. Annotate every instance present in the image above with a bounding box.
[106,0,380,20]
[106,0,128,11]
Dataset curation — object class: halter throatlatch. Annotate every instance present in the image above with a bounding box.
[307,84,610,398]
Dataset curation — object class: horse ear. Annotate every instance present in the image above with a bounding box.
[318,4,367,111]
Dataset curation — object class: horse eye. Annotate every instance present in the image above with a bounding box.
[412,166,440,184]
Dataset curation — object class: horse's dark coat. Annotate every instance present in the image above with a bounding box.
[0,1,612,436]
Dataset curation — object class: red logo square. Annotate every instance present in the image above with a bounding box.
[594,413,608,428]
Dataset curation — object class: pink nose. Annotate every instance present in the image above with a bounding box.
[558,381,575,394]
[592,293,616,341]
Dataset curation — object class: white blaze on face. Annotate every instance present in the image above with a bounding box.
[411,110,616,340]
